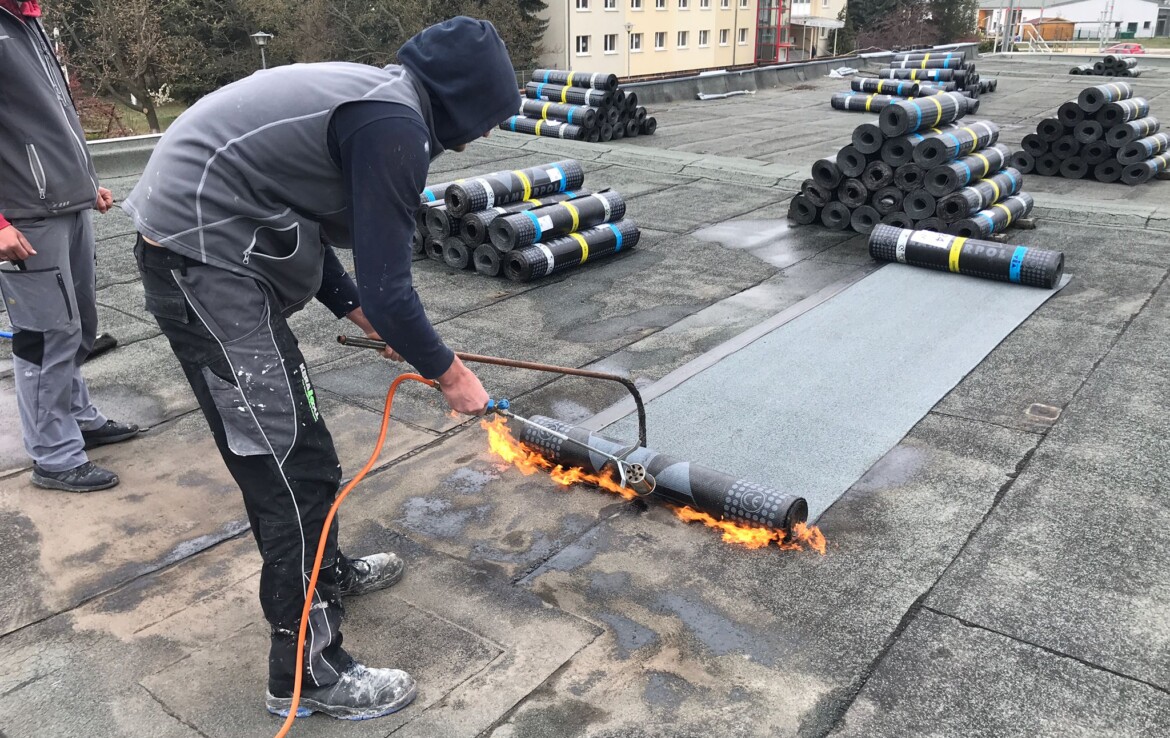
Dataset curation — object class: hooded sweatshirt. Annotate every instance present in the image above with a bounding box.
[124,17,520,379]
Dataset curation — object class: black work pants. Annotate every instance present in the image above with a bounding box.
[135,238,352,693]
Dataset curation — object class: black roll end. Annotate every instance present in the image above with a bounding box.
[783,498,809,532]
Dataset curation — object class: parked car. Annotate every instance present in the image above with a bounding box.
[1104,43,1145,55]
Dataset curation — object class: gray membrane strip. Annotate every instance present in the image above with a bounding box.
[594,265,1069,520]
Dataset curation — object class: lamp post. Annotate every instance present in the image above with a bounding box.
[250,31,274,70]
[625,22,634,79]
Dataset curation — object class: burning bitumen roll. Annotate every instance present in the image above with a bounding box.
[510,415,810,533]
[879,93,970,137]
[525,82,612,108]
[850,205,881,233]
[924,142,1012,196]
[445,160,585,217]
[443,238,472,270]
[425,204,459,239]
[519,99,600,129]
[862,160,895,190]
[1122,152,1170,185]
[504,219,639,282]
[951,192,1034,239]
[850,78,919,96]
[532,69,619,91]
[500,116,589,141]
[788,194,819,225]
[831,92,904,114]
[936,168,1023,222]
[812,155,843,189]
[903,189,937,220]
[894,162,926,191]
[1099,98,1150,127]
[1106,116,1161,147]
[868,225,1064,288]
[1118,132,1170,165]
[871,186,904,216]
[1078,81,1133,113]
[801,179,833,207]
[459,191,587,245]
[473,244,503,277]
[820,201,852,230]
[838,178,869,208]
[912,120,1000,168]
[489,191,626,252]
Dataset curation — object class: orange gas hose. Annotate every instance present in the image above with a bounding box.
[274,373,436,738]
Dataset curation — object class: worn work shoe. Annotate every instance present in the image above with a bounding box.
[82,419,141,449]
[31,461,119,492]
[339,552,405,597]
[266,662,417,720]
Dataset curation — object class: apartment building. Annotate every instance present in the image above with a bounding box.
[540,0,759,78]
[788,0,846,59]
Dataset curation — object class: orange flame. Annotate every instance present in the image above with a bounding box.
[480,416,826,553]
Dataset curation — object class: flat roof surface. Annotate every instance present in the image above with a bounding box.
[1,55,1168,737]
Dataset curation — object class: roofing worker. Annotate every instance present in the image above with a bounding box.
[123,17,521,722]
[0,0,140,493]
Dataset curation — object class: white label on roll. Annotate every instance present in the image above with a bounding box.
[592,193,612,220]
[547,167,563,182]
[537,243,556,276]
[913,230,952,249]
[481,180,495,208]
[895,230,912,263]
[538,215,554,231]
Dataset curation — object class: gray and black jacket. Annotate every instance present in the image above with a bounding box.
[0,9,99,220]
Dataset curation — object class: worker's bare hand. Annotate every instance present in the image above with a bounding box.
[0,226,36,261]
[346,307,403,361]
[437,356,489,415]
[94,187,114,214]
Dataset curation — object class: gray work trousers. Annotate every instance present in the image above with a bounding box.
[0,212,107,471]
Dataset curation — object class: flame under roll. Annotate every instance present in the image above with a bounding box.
[513,415,809,535]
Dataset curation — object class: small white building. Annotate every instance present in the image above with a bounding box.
[979,0,1165,40]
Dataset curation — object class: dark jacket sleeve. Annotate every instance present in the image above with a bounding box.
[314,244,361,318]
[334,105,454,379]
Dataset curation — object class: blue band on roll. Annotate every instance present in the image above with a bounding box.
[959,160,973,184]
[554,164,568,191]
[567,108,575,124]
[608,223,623,252]
[543,70,552,83]
[536,83,546,100]
[1009,246,1027,283]
[914,103,923,132]
[509,117,518,132]
[1004,168,1018,192]
[977,212,995,231]
[945,133,961,157]
[423,190,436,202]
[524,210,543,241]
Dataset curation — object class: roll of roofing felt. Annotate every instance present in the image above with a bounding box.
[831,92,904,114]
[1118,132,1170,165]
[1121,153,1170,185]
[1010,151,1036,174]
[525,81,612,107]
[880,211,915,228]
[489,191,626,252]
[937,168,1023,223]
[868,225,1063,288]
[1035,153,1061,176]
[862,160,896,191]
[912,120,1000,168]
[914,217,944,231]
[925,143,1012,196]
[788,194,820,225]
[425,237,444,262]
[1081,141,1113,165]
[504,219,639,282]
[532,69,619,91]
[903,189,937,220]
[458,190,587,245]
[445,160,585,217]
[411,227,426,255]
[894,162,926,191]
[850,78,920,96]
[1097,97,1149,128]
[880,93,970,137]
[888,57,966,69]
[892,51,965,62]
[838,145,870,178]
[519,99,600,129]
[1052,135,1080,159]
[1073,119,1104,144]
[443,237,473,270]
[639,117,658,135]
[500,116,587,141]
[877,68,971,83]
[473,244,503,277]
[838,178,869,208]
[871,186,904,216]
[1106,116,1160,147]
[1059,157,1089,179]
[1078,81,1133,112]
[1022,133,1049,157]
[950,192,1034,239]
[812,155,844,189]
[821,201,852,230]
[1094,159,1124,182]
[880,124,961,166]
[1036,118,1065,143]
[850,205,882,234]
[425,204,459,239]
[801,178,833,208]
[1058,101,1086,127]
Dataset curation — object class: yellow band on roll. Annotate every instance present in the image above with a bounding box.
[534,121,543,136]
[973,152,991,177]
[989,177,1001,203]
[927,95,944,126]
[527,198,542,205]
[570,232,589,263]
[514,170,532,199]
[866,95,873,112]
[994,202,1014,224]
[541,102,551,120]
[922,53,930,67]
[961,127,978,147]
[561,85,569,103]
[949,237,965,273]
[563,202,580,232]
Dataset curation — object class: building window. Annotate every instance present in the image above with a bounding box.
[738,27,748,44]
[701,0,711,7]
[576,35,591,54]
[698,29,710,46]
[576,0,589,8]
[822,0,829,6]
[631,0,642,8]
[630,32,643,51]
[739,0,748,6]
[656,0,666,8]
[678,30,689,47]
[679,0,689,8]
[604,34,618,53]
[720,28,730,45]
[1143,21,1150,29]
[655,31,666,49]
[721,0,730,7]
[605,0,617,8]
